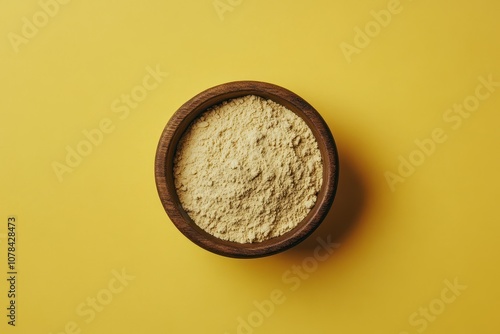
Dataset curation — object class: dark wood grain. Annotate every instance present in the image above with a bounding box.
[155,81,339,258]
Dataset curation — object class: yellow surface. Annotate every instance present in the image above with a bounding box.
[1,0,499,333]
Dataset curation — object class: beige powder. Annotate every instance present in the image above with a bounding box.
[173,95,323,243]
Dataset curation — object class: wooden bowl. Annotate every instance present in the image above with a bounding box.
[155,81,339,258]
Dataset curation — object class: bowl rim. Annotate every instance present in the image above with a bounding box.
[155,80,339,258]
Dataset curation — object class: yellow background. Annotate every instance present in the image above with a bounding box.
[1,0,499,333]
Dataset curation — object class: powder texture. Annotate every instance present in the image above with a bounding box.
[173,95,323,243]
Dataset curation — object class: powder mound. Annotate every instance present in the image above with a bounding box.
[173,95,323,243]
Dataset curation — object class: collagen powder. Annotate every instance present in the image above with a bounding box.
[173,95,323,243]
